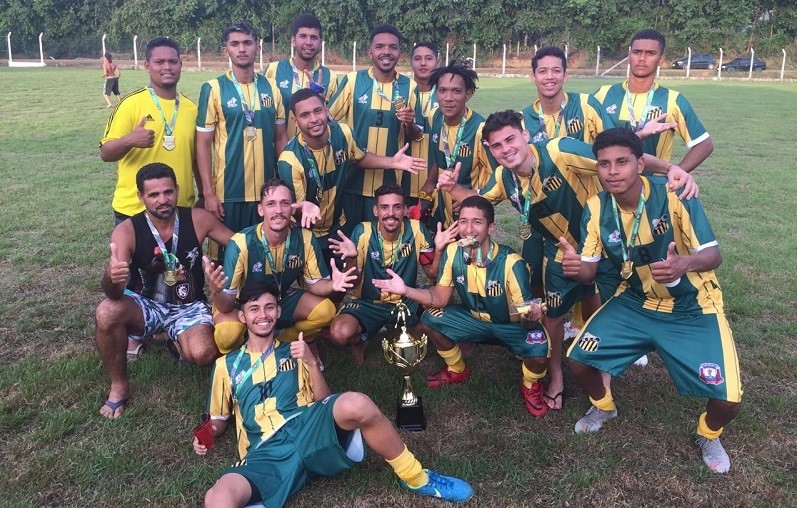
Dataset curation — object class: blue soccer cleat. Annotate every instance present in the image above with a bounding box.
[402,469,474,503]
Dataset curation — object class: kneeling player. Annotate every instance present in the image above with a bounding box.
[561,128,741,473]
[193,280,473,506]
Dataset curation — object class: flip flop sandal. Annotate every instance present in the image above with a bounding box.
[127,342,144,361]
[101,398,129,418]
[544,391,564,411]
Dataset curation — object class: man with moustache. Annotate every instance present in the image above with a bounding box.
[328,24,423,225]
[265,13,339,138]
[96,163,233,419]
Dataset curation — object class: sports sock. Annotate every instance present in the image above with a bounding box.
[214,321,246,354]
[571,302,585,329]
[386,445,429,488]
[279,299,336,342]
[696,412,723,440]
[521,364,546,389]
[438,345,466,374]
[589,386,616,412]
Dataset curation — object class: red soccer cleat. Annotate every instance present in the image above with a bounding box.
[427,366,471,388]
[521,381,549,417]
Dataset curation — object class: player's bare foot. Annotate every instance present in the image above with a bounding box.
[350,340,367,364]
[545,384,564,410]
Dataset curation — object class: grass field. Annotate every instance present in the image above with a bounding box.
[0,67,796,507]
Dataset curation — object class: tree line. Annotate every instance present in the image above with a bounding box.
[2,0,796,60]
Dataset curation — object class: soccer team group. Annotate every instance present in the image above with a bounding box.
[95,13,743,506]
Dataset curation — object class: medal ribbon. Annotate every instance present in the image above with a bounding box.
[510,169,535,226]
[475,240,496,267]
[229,342,276,400]
[422,86,437,116]
[291,58,321,93]
[441,117,467,169]
[230,71,259,126]
[145,212,180,270]
[261,226,292,288]
[147,86,179,136]
[376,222,403,269]
[535,99,566,141]
[372,74,400,105]
[610,192,646,266]
[300,140,330,203]
[623,83,655,131]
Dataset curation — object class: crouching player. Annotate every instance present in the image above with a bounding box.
[561,128,741,473]
[193,280,473,506]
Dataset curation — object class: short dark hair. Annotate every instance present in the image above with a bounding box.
[224,22,259,44]
[238,279,281,307]
[136,163,177,192]
[411,42,439,58]
[290,88,324,114]
[532,46,567,72]
[259,178,292,200]
[631,28,666,54]
[592,127,644,160]
[104,52,113,61]
[430,63,478,92]
[145,37,181,61]
[374,184,406,203]
[459,195,494,224]
[482,109,524,144]
[292,13,322,37]
[370,24,402,44]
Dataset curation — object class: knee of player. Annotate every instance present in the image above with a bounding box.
[329,317,355,345]
[337,391,381,424]
[95,299,127,329]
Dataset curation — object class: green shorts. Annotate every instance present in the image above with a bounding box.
[593,256,623,304]
[226,393,366,506]
[566,293,743,402]
[338,299,420,340]
[276,287,306,330]
[421,304,549,359]
[521,230,544,287]
[209,201,262,262]
[342,194,376,227]
[542,253,596,318]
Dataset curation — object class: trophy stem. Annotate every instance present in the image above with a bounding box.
[401,375,418,406]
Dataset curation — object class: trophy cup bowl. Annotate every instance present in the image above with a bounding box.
[382,302,428,431]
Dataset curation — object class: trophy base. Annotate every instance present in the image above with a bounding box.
[396,397,427,431]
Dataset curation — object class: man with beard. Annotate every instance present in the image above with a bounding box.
[277,89,426,265]
[197,22,289,261]
[326,184,450,363]
[328,24,423,225]
[193,280,473,506]
[96,163,233,419]
[265,13,339,138]
[205,179,357,368]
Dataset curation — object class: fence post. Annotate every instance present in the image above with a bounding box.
[38,32,44,64]
[748,48,755,79]
[781,48,786,80]
[472,43,476,70]
[564,44,568,60]
[686,47,692,77]
[516,40,520,57]
[626,46,630,77]
[352,41,356,72]
[534,44,538,55]
[259,38,264,72]
[501,43,506,77]
[133,35,138,68]
[5,32,10,65]
[717,48,723,79]
[321,40,325,67]
[290,45,294,60]
[445,43,449,66]
[102,33,107,58]
[595,46,601,76]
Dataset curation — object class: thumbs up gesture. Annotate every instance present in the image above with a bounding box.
[129,115,155,148]
[650,242,684,284]
[108,242,130,284]
[437,161,461,192]
[558,236,582,278]
[290,332,314,364]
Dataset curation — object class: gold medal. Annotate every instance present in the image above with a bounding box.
[519,223,532,240]
[164,269,177,286]
[620,260,633,280]
[393,96,406,110]
[163,135,175,151]
[244,125,257,141]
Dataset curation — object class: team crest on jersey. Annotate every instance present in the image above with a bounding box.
[370,251,380,260]
[278,358,298,371]
[456,275,465,285]
[232,458,247,468]
[532,132,546,143]
[252,261,264,273]
[652,215,670,235]
[608,230,622,243]
[542,174,563,192]
[526,330,546,345]
[485,279,503,297]
[342,301,360,311]
[578,333,601,352]
[427,307,444,318]
[546,291,562,309]
[357,93,368,104]
[457,143,472,158]
[279,80,289,89]
[606,104,617,115]
[699,363,724,385]
[646,107,663,121]
[335,149,347,164]
[260,93,273,108]
[287,255,302,269]
[227,97,238,108]
[567,117,584,134]
[175,282,190,300]
[431,133,439,143]
[399,242,412,258]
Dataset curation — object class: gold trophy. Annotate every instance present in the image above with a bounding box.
[382,302,428,431]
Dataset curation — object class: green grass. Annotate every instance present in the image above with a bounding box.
[0,67,795,507]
